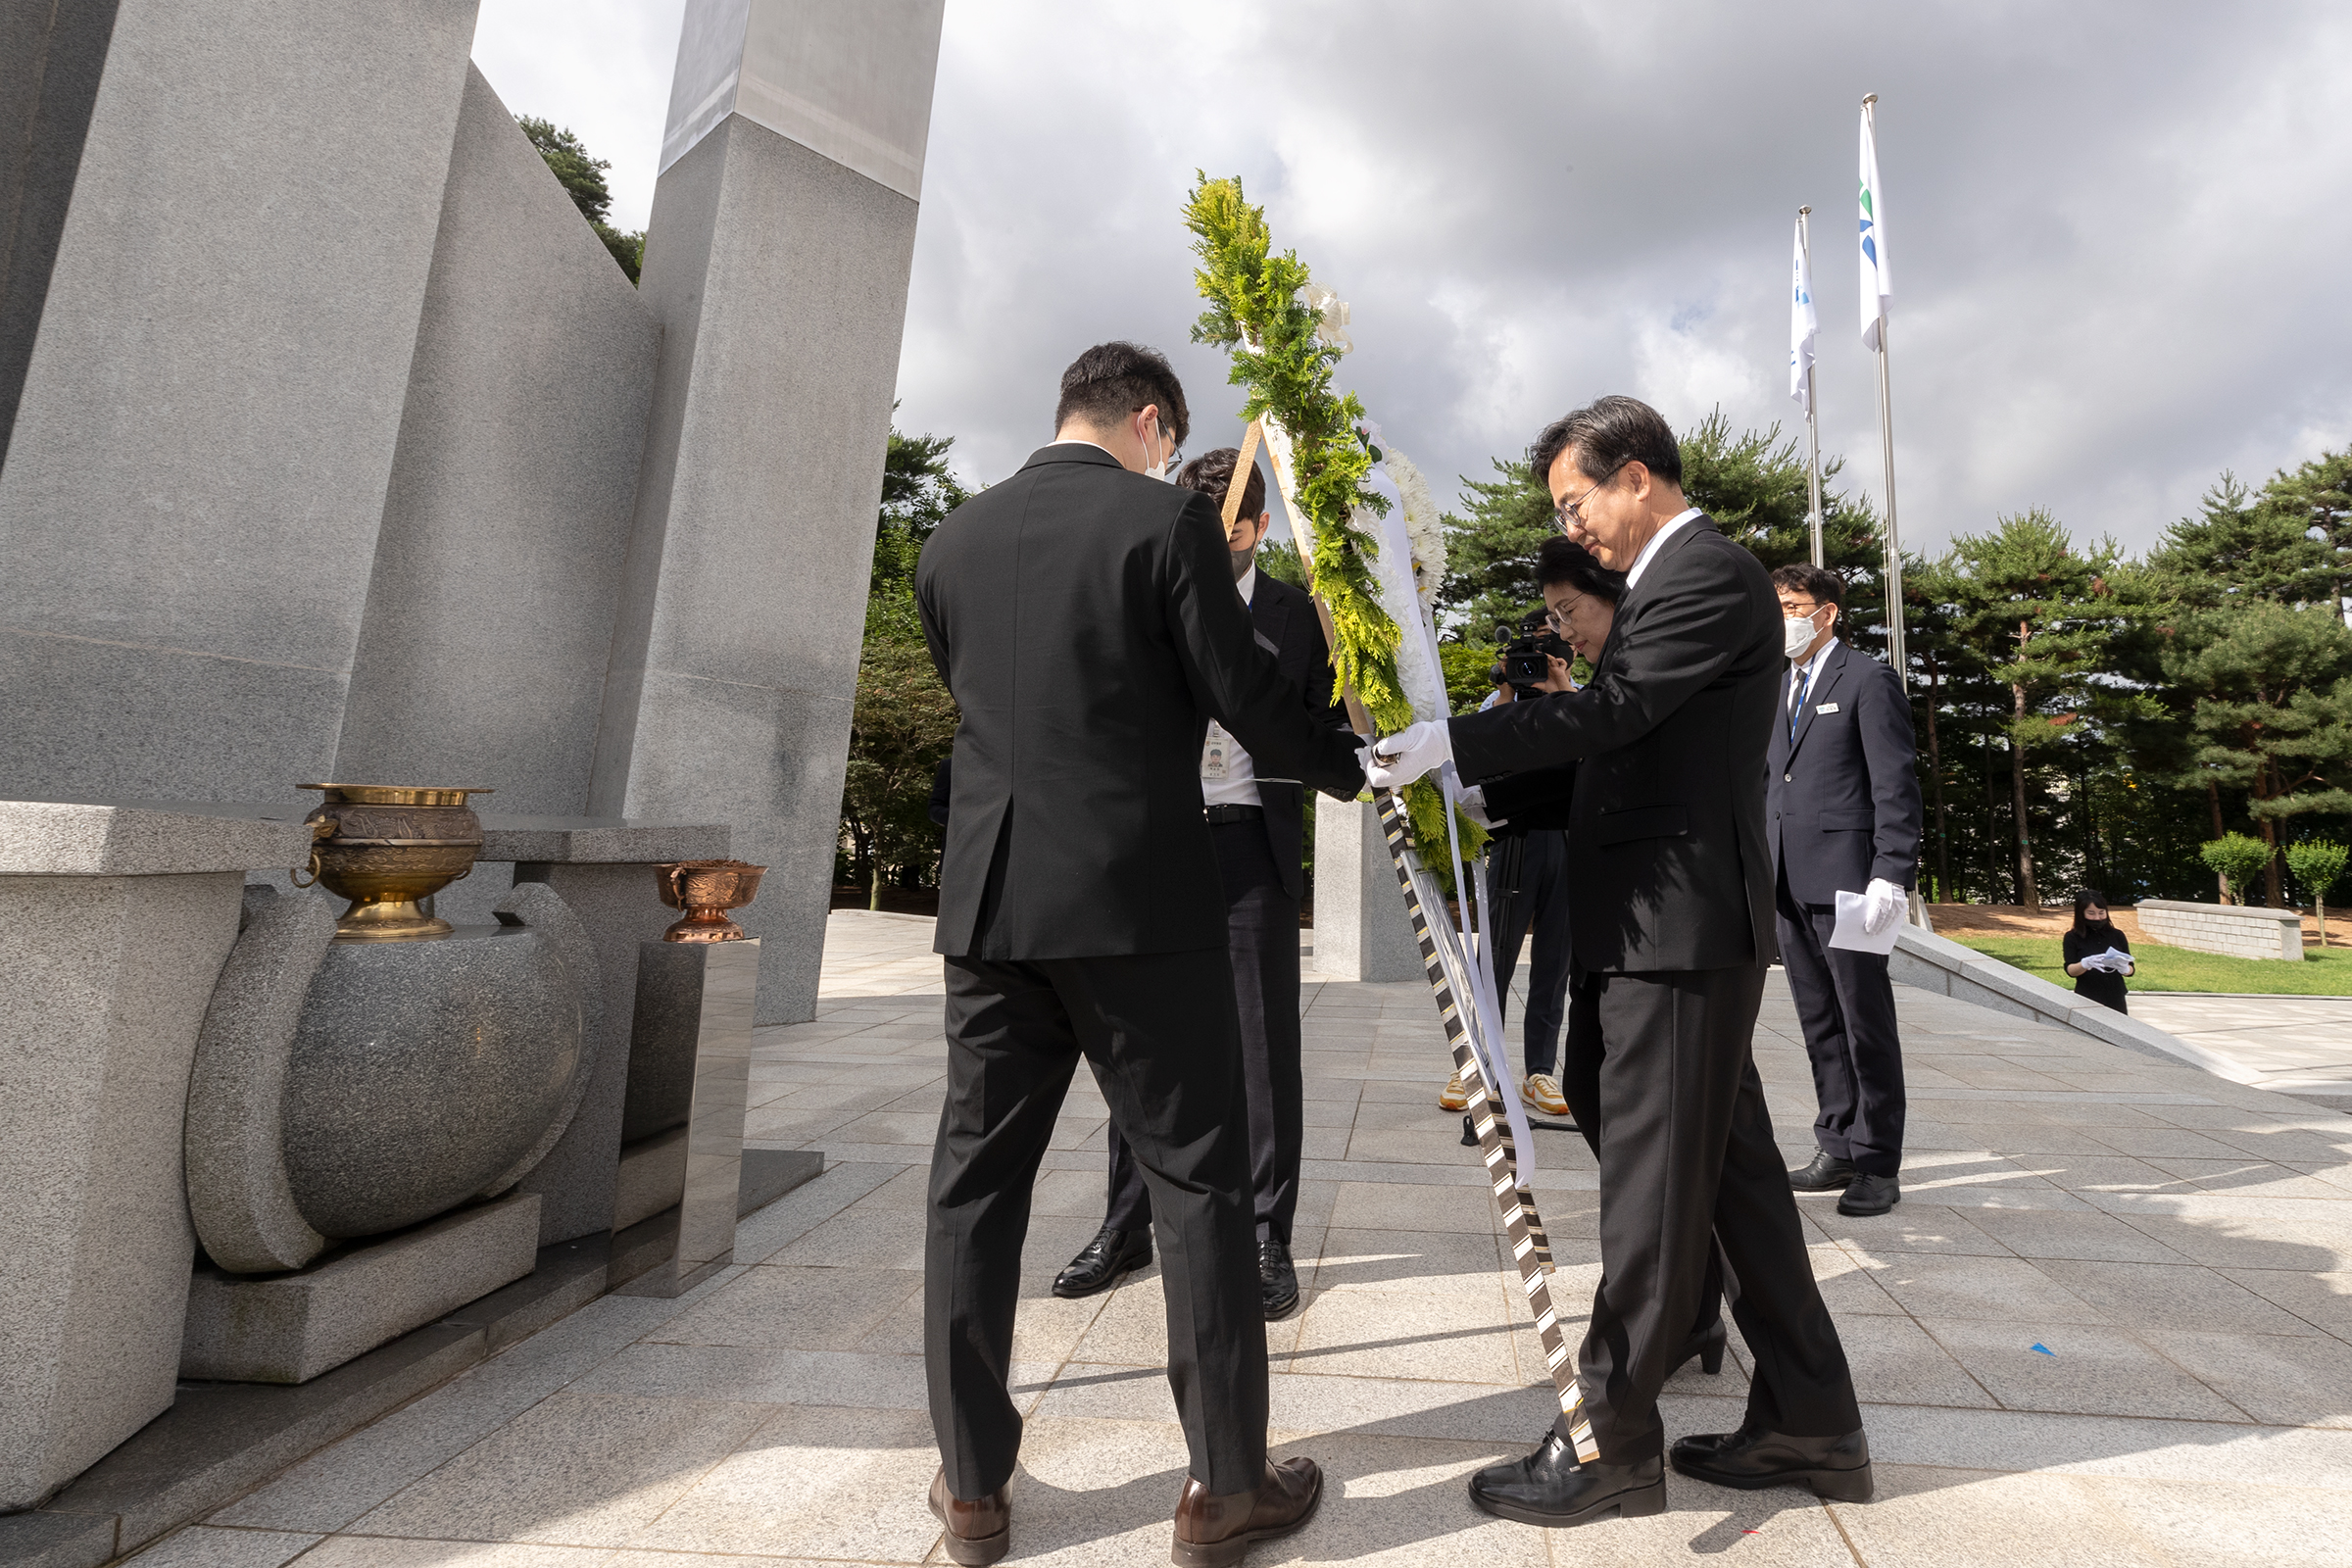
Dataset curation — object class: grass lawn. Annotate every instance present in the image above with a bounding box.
[1946,934,2352,997]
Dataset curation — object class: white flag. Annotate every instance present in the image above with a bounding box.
[1859,104,1891,348]
[1789,217,1817,412]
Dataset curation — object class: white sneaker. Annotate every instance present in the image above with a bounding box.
[1522,1073,1569,1117]
[1438,1070,1470,1111]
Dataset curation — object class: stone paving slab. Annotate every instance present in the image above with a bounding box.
[126,910,2352,1566]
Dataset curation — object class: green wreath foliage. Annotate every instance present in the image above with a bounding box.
[1184,172,1483,883]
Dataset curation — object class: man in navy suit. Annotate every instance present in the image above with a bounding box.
[1766,564,1922,1219]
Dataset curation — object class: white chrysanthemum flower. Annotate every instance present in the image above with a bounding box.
[1383,443,1447,610]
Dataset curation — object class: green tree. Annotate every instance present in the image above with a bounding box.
[1256,537,1307,589]
[517,116,644,283]
[2160,600,2352,906]
[2142,472,2330,609]
[2286,839,2348,943]
[840,635,959,908]
[1436,456,1554,640]
[1676,410,1885,644]
[871,419,971,597]
[2254,451,2352,619]
[1935,510,2143,909]
[2200,833,2273,907]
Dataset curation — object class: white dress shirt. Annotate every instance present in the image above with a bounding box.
[1201,565,1264,808]
[1622,507,1704,588]
[1788,634,1840,734]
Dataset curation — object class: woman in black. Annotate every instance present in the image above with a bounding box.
[2063,888,2133,1013]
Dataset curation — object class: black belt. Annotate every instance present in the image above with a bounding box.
[1203,805,1264,824]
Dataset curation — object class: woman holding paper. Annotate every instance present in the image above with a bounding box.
[2064,891,2134,1013]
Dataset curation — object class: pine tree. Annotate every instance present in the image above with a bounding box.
[516,116,645,283]
[2143,472,2329,608]
[1936,511,2143,909]
[1677,410,1884,648]
[870,422,970,598]
[2255,451,2352,621]
[2160,601,2352,906]
[1436,456,1554,640]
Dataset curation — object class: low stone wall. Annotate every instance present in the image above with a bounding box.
[1885,927,2259,1085]
[2135,898,2303,961]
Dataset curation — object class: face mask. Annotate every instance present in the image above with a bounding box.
[1142,421,1171,481]
[1783,611,1821,660]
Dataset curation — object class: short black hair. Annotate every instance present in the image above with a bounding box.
[1769,563,1843,611]
[1054,341,1190,450]
[1530,395,1683,490]
[1175,446,1266,520]
[1535,536,1625,602]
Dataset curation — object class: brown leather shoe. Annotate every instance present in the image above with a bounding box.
[928,1469,1009,1566]
[1171,1455,1321,1567]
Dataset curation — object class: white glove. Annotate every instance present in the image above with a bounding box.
[1459,784,1500,831]
[1862,877,1908,935]
[1366,718,1453,790]
[2102,947,2135,976]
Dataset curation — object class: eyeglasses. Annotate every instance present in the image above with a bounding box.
[1544,594,1586,633]
[1554,464,1626,529]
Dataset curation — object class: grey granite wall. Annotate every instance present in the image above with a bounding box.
[0,0,479,807]
[333,66,661,814]
[591,0,945,1024]
[1311,799,1424,982]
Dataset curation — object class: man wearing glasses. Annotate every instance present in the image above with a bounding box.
[1368,396,1868,1529]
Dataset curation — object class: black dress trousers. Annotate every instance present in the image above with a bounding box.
[1104,818,1303,1246]
[1774,865,1907,1177]
[927,949,1268,1499]
[1567,963,1860,1465]
[1485,829,1574,1079]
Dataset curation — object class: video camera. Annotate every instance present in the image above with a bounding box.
[1490,611,1571,700]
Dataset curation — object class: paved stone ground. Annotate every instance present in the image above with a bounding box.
[132,911,2352,1567]
[2132,994,2352,1102]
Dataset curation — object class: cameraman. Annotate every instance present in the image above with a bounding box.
[1439,537,1622,1123]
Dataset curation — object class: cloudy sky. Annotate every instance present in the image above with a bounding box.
[473,0,2352,558]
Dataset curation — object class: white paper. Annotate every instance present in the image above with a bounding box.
[1830,890,1900,955]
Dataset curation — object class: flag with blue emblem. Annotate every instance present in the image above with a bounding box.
[1790,216,1817,411]
[1859,105,1891,349]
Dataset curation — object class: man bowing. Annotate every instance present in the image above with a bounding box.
[1368,396,1870,1527]
[917,343,1364,1566]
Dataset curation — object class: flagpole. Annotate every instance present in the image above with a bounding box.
[1799,204,1825,568]
[1864,93,1907,680]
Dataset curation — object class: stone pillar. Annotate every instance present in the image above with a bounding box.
[0,0,479,804]
[588,0,947,1024]
[0,802,312,1510]
[1312,798,1423,982]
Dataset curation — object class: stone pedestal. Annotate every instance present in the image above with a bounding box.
[1311,798,1423,982]
[613,940,758,1298]
[0,801,311,1511]
[473,817,731,1247]
[179,1196,540,1385]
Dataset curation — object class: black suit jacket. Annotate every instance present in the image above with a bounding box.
[1766,640,1922,905]
[1446,516,1780,974]
[1236,572,1354,901]
[916,444,1363,959]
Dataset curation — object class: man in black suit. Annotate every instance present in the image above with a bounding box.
[1368,396,1868,1527]
[1053,445,1351,1321]
[915,343,1363,1567]
[1767,564,1922,1218]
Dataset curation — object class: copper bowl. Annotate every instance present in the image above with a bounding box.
[655,858,766,943]
[296,784,492,942]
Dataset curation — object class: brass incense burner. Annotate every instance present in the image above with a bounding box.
[295,784,492,942]
[656,858,766,942]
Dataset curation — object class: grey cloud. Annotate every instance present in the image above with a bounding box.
[479,0,2352,555]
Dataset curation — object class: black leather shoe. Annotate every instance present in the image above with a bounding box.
[1259,1239,1299,1320]
[1837,1172,1901,1216]
[1052,1226,1151,1298]
[1788,1152,1857,1192]
[1670,1422,1873,1501]
[1670,1315,1727,1377]
[1467,1429,1666,1528]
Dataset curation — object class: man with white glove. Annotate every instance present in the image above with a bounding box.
[1766,564,1925,1220]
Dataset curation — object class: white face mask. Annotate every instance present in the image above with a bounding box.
[1142,420,1171,481]
[1783,608,1824,660]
